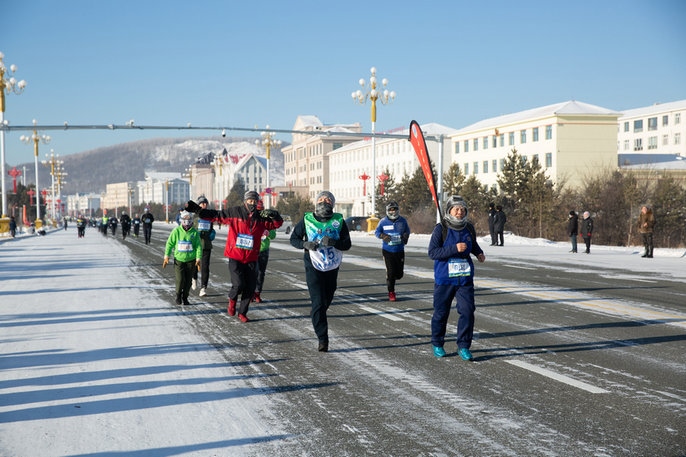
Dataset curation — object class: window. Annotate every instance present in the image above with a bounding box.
[676,132,682,145]
[634,138,643,151]
[648,117,657,131]
[533,127,539,142]
[624,121,630,132]
[520,130,527,144]
[545,125,552,140]
[473,138,479,151]
[464,140,469,152]
[483,137,488,149]
[492,135,497,148]
[533,154,539,164]
[499,134,505,147]
[545,153,552,168]
[633,119,643,132]
[662,115,669,126]
[464,163,469,175]
[624,139,630,150]
[663,134,669,145]
[492,159,497,172]
[509,132,515,145]
[500,158,506,170]
[676,113,681,124]
[473,162,479,174]
[454,142,460,154]
[483,160,489,173]
[648,136,658,150]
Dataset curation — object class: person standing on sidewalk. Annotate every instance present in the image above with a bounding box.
[493,205,506,246]
[374,201,411,302]
[186,191,283,322]
[192,195,215,297]
[581,211,594,254]
[429,196,485,361]
[290,191,351,352]
[567,210,579,253]
[638,205,656,258]
[162,211,202,306]
[488,202,497,246]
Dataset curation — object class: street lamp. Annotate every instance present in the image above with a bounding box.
[255,126,281,209]
[359,172,370,216]
[20,119,51,222]
[42,149,62,220]
[55,162,67,219]
[0,52,27,217]
[352,66,396,218]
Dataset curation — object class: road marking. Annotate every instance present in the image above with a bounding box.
[357,305,405,321]
[506,360,610,394]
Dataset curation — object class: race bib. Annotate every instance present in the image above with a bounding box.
[448,258,471,277]
[309,246,343,272]
[236,233,254,250]
[177,240,193,252]
[197,219,211,231]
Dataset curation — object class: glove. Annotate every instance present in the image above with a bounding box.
[302,241,319,251]
[320,236,336,247]
[162,257,169,269]
[260,209,280,219]
[381,234,392,244]
[185,200,201,213]
[401,233,409,245]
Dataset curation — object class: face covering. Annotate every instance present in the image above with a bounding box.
[315,202,334,219]
[181,219,193,230]
[245,203,257,213]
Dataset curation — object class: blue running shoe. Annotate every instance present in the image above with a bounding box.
[433,345,446,358]
[458,348,474,361]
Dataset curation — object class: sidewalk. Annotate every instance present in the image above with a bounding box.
[0,229,286,456]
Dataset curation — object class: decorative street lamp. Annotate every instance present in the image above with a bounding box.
[42,149,62,220]
[359,172,371,216]
[378,172,389,198]
[0,52,27,217]
[352,67,395,218]
[55,162,67,219]
[255,126,281,209]
[20,119,51,222]
[8,166,21,193]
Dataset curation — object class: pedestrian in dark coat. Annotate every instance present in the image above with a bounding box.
[493,205,506,246]
[581,211,593,254]
[488,202,497,246]
[567,210,579,253]
[638,205,656,258]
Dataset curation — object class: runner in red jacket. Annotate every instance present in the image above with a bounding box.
[186,191,283,322]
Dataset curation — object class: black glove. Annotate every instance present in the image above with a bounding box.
[260,209,280,219]
[320,236,336,247]
[401,233,409,245]
[185,200,201,213]
[381,234,392,244]
[302,241,319,251]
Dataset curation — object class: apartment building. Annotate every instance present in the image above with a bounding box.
[329,123,456,217]
[617,99,686,165]
[281,116,362,202]
[449,100,620,190]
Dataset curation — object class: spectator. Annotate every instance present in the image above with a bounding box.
[638,205,656,258]
[494,205,507,246]
[567,210,579,253]
[581,211,593,254]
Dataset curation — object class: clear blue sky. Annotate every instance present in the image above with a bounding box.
[2,0,685,165]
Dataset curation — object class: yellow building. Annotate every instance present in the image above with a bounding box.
[449,100,621,190]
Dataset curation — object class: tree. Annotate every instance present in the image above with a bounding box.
[651,175,686,248]
[275,193,314,225]
[375,169,400,216]
[441,162,466,199]
[226,179,246,208]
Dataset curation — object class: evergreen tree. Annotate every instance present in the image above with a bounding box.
[226,179,246,207]
[652,175,686,248]
[275,193,314,225]
[441,162,466,199]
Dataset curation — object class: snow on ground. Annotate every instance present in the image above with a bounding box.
[0,226,683,456]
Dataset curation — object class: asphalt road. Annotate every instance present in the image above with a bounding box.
[124,225,686,457]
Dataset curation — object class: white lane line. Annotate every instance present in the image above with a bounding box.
[506,360,610,394]
[357,305,405,321]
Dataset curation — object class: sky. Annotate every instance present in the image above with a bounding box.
[1,0,685,166]
[1,226,684,455]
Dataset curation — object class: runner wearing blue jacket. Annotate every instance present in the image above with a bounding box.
[374,201,411,302]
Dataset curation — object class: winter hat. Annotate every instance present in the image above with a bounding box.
[583,211,590,218]
[197,195,209,205]
[244,190,260,202]
[179,210,192,221]
[316,191,335,206]
[445,195,468,217]
[569,210,576,216]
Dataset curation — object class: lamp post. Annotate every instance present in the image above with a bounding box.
[42,149,61,220]
[256,126,281,209]
[352,67,395,217]
[20,120,51,222]
[55,162,67,219]
[378,172,389,197]
[359,172,370,216]
[0,52,27,217]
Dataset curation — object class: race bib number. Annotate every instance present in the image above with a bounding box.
[177,240,193,252]
[236,233,254,250]
[197,219,211,231]
[309,246,343,272]
[448,258,471,277]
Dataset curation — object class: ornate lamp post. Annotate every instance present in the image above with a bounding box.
[352,67,395,218]
[256,126,281,209]
[20,120,51,221]
[42,149,62,220]
[55,162,67,219]
[8,166,21,193]
[359,172,370,216]
[378,172,389,198]
[0,52,27,217]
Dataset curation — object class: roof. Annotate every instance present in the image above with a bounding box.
[618,99,686,119]
[623,157,686,171]
[455,100,621,133]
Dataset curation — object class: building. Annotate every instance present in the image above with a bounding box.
[328,122,456,217]
[449,100,621,190]
[281,116,363,202]
[617,99,686,166]
[100,182,137,215]
[136,172,190,208]
[66,193,100,217]
[211,151,268,210]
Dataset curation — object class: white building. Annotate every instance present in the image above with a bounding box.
[211,151,267,209]
[137,172,190,207]
[449,100,621,190]
[329,123,456,217]
[66,193,100,217]
[617,99,686,165]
